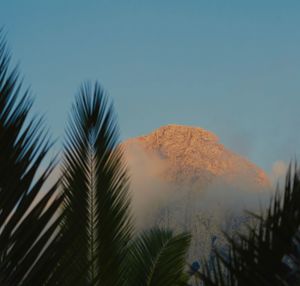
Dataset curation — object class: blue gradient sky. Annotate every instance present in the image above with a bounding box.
[2,1,300,172]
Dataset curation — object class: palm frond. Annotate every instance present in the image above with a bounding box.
[0,31,63,285]
[198,165,300,286]
[53,82,133,286]
[126,228,191,286]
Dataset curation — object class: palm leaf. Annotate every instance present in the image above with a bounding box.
[0,31,63,285]
[199,166,300,286]
[126,228,191,286]
[53,82,133,286]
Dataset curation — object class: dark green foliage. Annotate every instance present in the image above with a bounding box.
[0,31,191,285]
[127,228,191,286]
[0,31,63,285]
[198,166,300,286]
[52,82,192,286]
[49,82,133,286]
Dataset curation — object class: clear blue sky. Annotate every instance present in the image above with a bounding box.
[1,1,300,172]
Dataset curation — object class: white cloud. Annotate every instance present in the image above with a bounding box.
[269,160,288,187]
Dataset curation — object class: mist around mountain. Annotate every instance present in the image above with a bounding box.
[122,124,273,260]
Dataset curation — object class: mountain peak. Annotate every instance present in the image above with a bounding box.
[123,124,270,189]
[135,124,219,145]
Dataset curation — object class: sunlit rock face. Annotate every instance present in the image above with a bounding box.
[122,125,271,260]
[123,124,269,190]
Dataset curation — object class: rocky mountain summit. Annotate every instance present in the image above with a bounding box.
[122,125,271,260]
[123,124,270,190]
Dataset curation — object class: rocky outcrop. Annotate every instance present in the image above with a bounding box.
[122,125,271,260]
[123,124,270,190]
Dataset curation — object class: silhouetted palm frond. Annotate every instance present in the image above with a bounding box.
[0,31,63,285]
[198,166,300,286]
[52,82,192,286]
[51,82,133,286]
[126,228,191,286]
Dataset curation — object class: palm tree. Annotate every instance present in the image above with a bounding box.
[0,31,63,285]
[197,166,300,286]
[51,82,191,286]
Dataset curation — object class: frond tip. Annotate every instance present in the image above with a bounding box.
[55,82,133,286]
